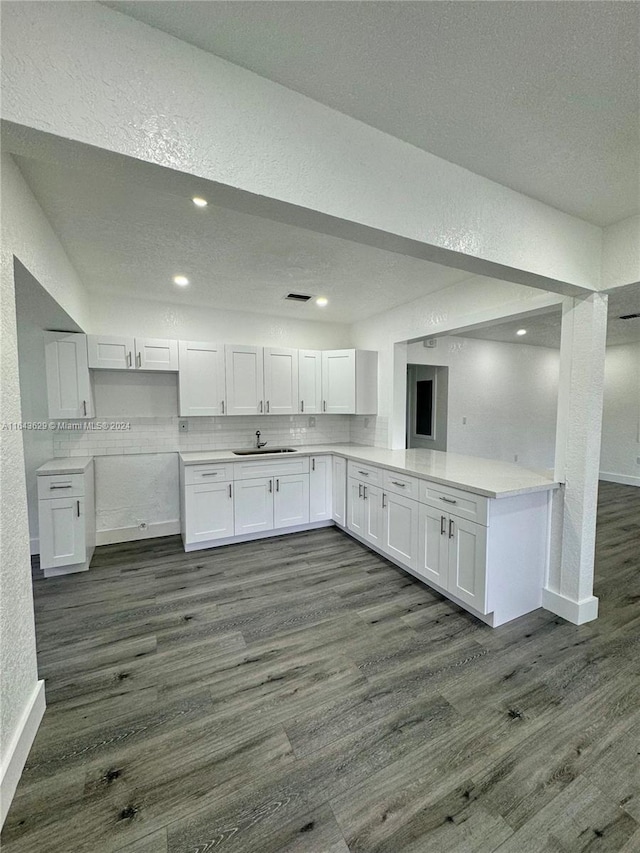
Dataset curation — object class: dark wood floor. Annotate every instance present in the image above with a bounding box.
[3,481,639,852]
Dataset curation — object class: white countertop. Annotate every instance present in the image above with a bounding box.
[36,457,94,475]
[179,445,560,499]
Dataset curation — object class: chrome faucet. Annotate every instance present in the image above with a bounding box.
[255,430,267,449]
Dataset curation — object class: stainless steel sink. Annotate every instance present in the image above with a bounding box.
[232,448,297,455]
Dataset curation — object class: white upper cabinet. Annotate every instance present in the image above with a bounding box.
[225,345,264,415]
[88,335,178,371]
[321,349,377,414]
[136,337,178,371]
[87,335,135,370]
[264,347,298,415]
[298,350,322,414]
[178,341,226,417]
[45,333,95,419]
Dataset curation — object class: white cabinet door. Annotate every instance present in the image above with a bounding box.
[264,347,298,415]
[178,341,226,416]
[362,483,383,549]
[39,496,85,570]
[274,473,310,528]
[87,335,135,369]
[184,481,234,543]
[298,350,322,414]
[135,337,178,371]
[347,477,365,536]
[309,456,332,521]
[332,456,347,526]
[448,516,488,613]
[383,491,419,570]
[225,345,264,415]
[417,504,449,588]
[322,350,355,414]
[234,476,273,535]
[45,333,94,419]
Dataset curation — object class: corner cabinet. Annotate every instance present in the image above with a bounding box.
[45,333,95,419]
[321,349,377,414]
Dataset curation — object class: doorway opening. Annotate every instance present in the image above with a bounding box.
[406,363,449,450]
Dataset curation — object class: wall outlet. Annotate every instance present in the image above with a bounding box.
[308,416,316,428]
[179,419,188,432]
[514,454,519,463]
[364,417,371,429]
[138,521,148,531]
[462,416,467,425]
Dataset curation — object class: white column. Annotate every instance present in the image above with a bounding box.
[544,293,608,624]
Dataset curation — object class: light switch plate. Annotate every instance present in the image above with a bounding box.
[308,416,316,428]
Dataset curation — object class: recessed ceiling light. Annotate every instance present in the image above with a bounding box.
[516,329,527,336]
[173,275,189,286]
[316,297,328,307]
[192,197,208,208]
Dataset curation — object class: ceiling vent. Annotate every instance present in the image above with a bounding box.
[619,313,640,320]
[284,292,313,303]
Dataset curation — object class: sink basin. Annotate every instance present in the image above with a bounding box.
[232,448,298,456]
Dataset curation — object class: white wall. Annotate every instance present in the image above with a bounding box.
[0,152,89,820]
[1,1,605,294]
[601,342,640,485]
[407,337,560,470]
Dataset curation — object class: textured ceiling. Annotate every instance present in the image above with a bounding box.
[455,283,640,348]
[102,0,640,227]
[13,154,472,324]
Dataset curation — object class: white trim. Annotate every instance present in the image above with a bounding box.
[183,520,334,551]
[1,680,45,827]
[542,588,599,625]
[96,520,180,546]
[599,472,640,488]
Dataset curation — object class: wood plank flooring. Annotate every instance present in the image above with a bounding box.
[2,480,639,852]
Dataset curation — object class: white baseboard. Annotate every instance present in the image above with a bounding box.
[600,472,640,487]
[96,520,180,546]
[542,588,599,625]
[1,680,45,827]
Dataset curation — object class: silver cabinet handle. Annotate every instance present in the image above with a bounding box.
[382,492,387,508]
[136,352,141,368]
[76,500,81,517]
[127,351,132,367]
[259,400,263,413]
[449,519,455,539]
[200,472,218,477]
[228,484,232,499]
[357,470,370,476]
[82,400,87,416]
[276,478,279,492]
[359,483,363,498]
[363,486,368,500]
[391,481,406,488]
[221,400,225,415]
[312,458,315,471]
[269,479,272,493]
[440,496,457,505]
[266,401,270,413]
[301,400,304,412]
[440,515,446,535]
[50,484,72,490]
[323,400,327,412]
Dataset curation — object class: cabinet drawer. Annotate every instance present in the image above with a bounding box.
[419,481,488,526]
[347,461,382,485]
[183,463,233,485]
[38,473,85,500]
[383,469,419,499]
[234,455,309,481]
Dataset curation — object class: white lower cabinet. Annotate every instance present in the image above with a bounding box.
[274,473,310,528]
[185,481,234,543]
[348,477,384,549]
[37,460,95,578]
[418,504,488,612]
[309,455,332,522]
[347,477,365,536]
[234,477,274,535]
[383,490,419,571]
